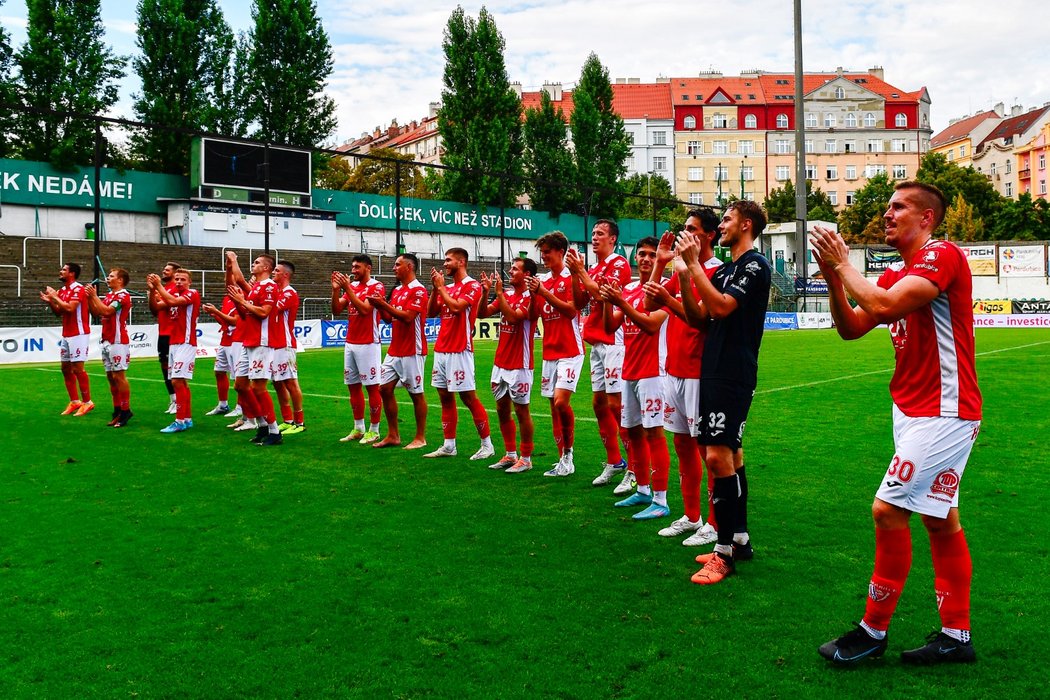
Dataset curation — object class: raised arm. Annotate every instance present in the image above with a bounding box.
[678,236,738,320]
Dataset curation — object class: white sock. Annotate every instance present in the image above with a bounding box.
[942,627,970,643]
[521,455,531,464]
[219,401,228,408]
[169,394,176,401]
[443,438,456,450]
[355,419,365,431]
[369,423,380,433]
[269,421,280,434]
[480,436,493,449]
[859,620,887,640]
[506,451,518,460]
[733,532,750,546]
[653,490,668,506]
[637,484,652,496]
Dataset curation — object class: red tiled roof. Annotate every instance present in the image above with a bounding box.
[670,76,766,106]
[520,82,673,120]
[668,71,923,106]
[930,110,1000,148]
[976,106,1050,150]
[520,89,574,118]
[386,116,439,149]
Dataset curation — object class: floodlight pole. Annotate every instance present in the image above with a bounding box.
[395,160,404,255]
[263,141,272,255]
[793,0,809,310]
[92,121,103,286]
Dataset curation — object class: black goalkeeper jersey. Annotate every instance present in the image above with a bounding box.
[700,249,771,388]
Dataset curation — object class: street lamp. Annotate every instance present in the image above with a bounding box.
[716,161,725,207]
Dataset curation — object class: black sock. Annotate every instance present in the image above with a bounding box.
[712,475,739,550]
[736,466,748,536]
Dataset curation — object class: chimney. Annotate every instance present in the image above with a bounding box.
[993,102,1005,117]
[429,101,441,118]
[410,120,418,130]
[542,82,563,101]
[836,66,844,76]
[868,65,884,80]
[509,81,522,99]
[1011,104,1023,117]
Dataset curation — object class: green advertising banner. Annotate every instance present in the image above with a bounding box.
[0,158,188,214]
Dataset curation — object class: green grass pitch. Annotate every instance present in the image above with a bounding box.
[2,328,1047,698]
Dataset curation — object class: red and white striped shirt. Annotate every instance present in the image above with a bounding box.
[434,276,483,353]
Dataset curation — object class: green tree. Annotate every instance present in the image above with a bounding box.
[941,193,984,242]
[988,193,1050,241]
[763,179,837,224]
[326,148,435,198]
[130,0,237,173]
[837,173,895,243]
[241,0,336,147]
[616,172,684,224]
[0,0,15,158]
[437,6,523,207]
[570,52,630,218]
[915,151,1002,223]
[522,90,575,217]
[13,0,126,167]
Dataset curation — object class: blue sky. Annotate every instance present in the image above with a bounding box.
[2,0,1049,144]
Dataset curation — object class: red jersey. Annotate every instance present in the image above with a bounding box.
[434,276,484,353]
[661,257,722,379]
[878,240,981,420]
[58,282,90,337]
[100,289,132,344]
[218,296,237,347]
[582,253,632,345]
[538,268,582,360]
[621,281,667,380]
[240,279,284,349]
[344,278,386,345]
[156,283,176,336]
[493,288,536,370]
[167,288,201,346]
[275,284,300,350]
[387,280,429,357]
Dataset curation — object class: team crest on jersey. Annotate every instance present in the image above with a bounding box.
[930,468,960,499]
[868,580,894,602]
[923,249,939,263]
[888,318,907,350]
[745,261,761,274]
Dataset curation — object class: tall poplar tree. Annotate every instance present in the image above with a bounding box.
[438,6,523,206]
[241,0,336,147]
[570,53,629,218]
[0,0,16,158]
[13,0,125,167]
[131,0,237,173]
[522,91,575,216]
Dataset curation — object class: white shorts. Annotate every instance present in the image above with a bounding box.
[100,341,130,372]
[621,376,666,429]
[663,375,700,436]
[381,354,426,394]
[540,355,584,398]
[432,351,476,392]
[215,342,240,375]
[272,347,298,382]
[168,343,196,380]
[344,343,382,386]
[59,334,90,363]
[589,343,624,393]
[239,346,274,381]
[874,404,981,519]
[491,366,533,405]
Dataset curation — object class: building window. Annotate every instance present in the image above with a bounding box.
[652,156,667,171]
[714,165,729,181]
[1005,182,1012,196]
[688,192,703,205]
[744,114,757,129]
[1041,180,1047,195]
[959,145,966,158]
[826,165,838,180]
[864,112,877,127]
[805,139,814,153]
[947,148,954,161]
[844,113,857,128]
[683,116,696,129]
[713,140,728,154]
[653,131,667,145]
[805,164,817,180]
[712,113,728,128]
[825,139,837,153]
[1040,154,1046,169]
[892,139,907,153]
[895,113,907,127]
[824,113,837,128]
[867,139,882,153]
[865,164,887,178]
[1006,159,1012,173]
[805,112,817,128]
[776,165,791,180]
[687,167,703,181]
[844,140,856,153]
[990,162,997,175]
[835,87,845,99]
[892,164,907,179]
[828,191,838,205]
[845,191,855,205]
[626,155,635,170]
[776,113,789,129]
[738,140,753,154]
[775,139,791,154]
[846,165,857,180]
[741,166,754,181]
[687,140,702,155]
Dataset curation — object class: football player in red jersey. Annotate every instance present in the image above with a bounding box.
[148,261,181,413]
[148,269,201,433]
[201,294,240,417]
[272,261,305,435]
[85,268,133,427]
[423,248,494,460]
[478,258,538,473]
[369,253,429,450]
[40,262,93,416]
[813,181,982,666]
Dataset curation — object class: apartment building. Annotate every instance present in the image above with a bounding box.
[1015,120,1050,200]
[971,105,1050,198]
[929,107,1002,168]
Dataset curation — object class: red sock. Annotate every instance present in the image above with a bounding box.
[618,427,631,462]
[648,432,670,491]
[675,434,702,522]
[255,389,276,424]
[63,372,78,401]
[466,396,490,439]
[366,385,382,425]
[550,405,564,454]
[110,383,120,407]
[175,384,191,420]
[74,368,91,402]
[237,386,259,419]
[280,402,293,422]
[349,385,365,421]
[930,528,972,632]
[519,436,533,458]
[703,450,717,530]
[499,418,517,453]
[633,433,652,487]
[597,408,622,463]
[216,373,230,402]
[294,409,304,424]
[120,387,130,411]
[863,527,913,632]
[561,405,575,450]
[440,399,457,440]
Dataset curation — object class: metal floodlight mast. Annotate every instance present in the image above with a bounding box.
[793,0,809,310]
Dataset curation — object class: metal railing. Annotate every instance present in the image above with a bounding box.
[0,265,22,297]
